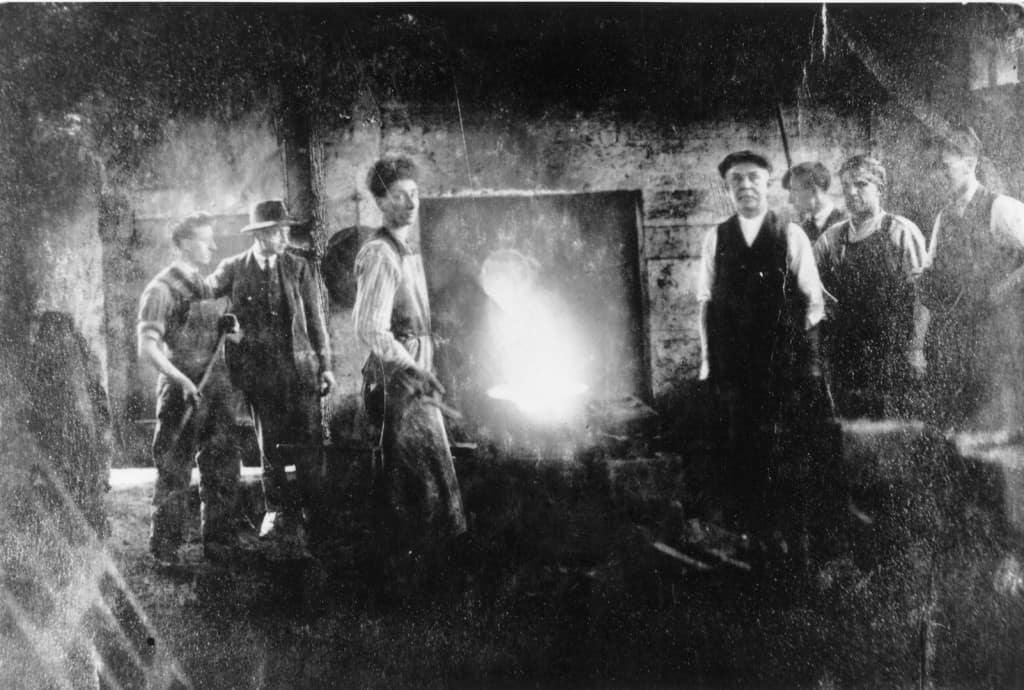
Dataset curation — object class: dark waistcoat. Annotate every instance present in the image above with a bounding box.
[231,258,294,390]
[922,187,1016,317]
[803,207,847,244]
[155,266,218,380]
[242,260,290,350]
[706,213,806,390]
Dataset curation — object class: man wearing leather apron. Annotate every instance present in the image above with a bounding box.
[354,156,467,591]
[812,155,929,418]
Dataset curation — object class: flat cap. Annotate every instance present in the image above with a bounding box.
[718,150,772,178]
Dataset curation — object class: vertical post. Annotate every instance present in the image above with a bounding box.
[279,91,333,447]
[98,192,135,451]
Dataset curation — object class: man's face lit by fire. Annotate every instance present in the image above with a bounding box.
[377,178,419,230]
[724,162,770,218]
[180,224,216,266]
[253,226,288,256]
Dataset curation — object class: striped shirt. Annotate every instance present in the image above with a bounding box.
[353,232,433,371]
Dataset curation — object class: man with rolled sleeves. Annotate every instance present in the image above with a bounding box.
[921,128,1024,430]
[783,161,847,243]
[697,150,826,545]
[138,212,241,565]
[207,200,335,554]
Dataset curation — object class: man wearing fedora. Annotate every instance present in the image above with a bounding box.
[207,200,334,553]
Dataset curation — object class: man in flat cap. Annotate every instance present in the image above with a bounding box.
[813,155,929,418]
[207,200,335,554]
[783,161,847,243]
[697,150,826,549]
[920,128,1024,430]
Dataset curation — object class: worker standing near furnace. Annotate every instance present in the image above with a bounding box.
[354,156,466,592]
[813,155,929,418]
[697,150,826,551]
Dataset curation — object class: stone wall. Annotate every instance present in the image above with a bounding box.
[369,104,870,402]
[120,101,874,420]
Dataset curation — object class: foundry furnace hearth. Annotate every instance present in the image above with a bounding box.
[419,191,652,459]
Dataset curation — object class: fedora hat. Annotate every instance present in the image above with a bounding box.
[241,200,296,233]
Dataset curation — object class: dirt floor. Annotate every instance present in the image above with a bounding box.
[101,449,1024,690]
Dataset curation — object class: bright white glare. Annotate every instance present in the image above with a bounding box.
[480,249,589,422]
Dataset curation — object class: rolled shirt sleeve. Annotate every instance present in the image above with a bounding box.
[886,215,928,282]
[353,242,418,371]
[137,280,172,341]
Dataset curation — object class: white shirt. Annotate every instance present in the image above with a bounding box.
[812,201,837,233]
[928,180,1024,261]
[252,244,278,271]
[696,214,825,329]
[737,211,767,246]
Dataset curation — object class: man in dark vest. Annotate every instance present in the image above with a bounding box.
[354,156,466,592]
[920,128,1024,430]
[783,161,847,243]
[207,200,334,554]
[697,150,826,544]
[138,212,241,565]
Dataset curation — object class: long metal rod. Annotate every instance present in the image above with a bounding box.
[776,102,793,170]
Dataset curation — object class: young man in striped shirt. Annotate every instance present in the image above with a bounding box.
[354,156,466,591]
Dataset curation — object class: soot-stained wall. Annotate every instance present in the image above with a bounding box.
[119,101,874,428]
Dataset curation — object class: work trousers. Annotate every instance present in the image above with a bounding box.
[365,372,466,585]
[150,370,239,553]
[246,365,321,520]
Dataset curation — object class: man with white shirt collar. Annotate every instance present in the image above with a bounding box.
[920,128,1024,429]
[207,200,335,553]
[696,150,826,542]
[138,212,241,565]
[783,161,847,243]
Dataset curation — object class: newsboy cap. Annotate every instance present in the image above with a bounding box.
[718,150,772,178]
[240,200,296,234]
